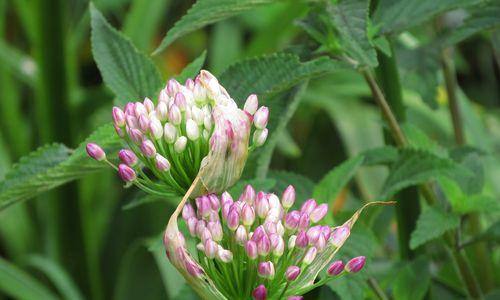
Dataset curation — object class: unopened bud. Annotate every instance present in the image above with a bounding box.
[163,123,177,143]
[345,256,366,273]
[301,199,317,215]
[245,240,258,260]
[310,203,328,223]
[303,247,317,265]
[253,106,269,129]
[286,266,301,281]
[331,225,350,248]
[118,164,136,182]
[217,247,233,263]
[244,94,258,115]
[282,185,296,209]
[168,104,182,125]
[143,97,154,113]
[86,143,106,161]
[155,154,170,171]
[253,128,268,147]
[112,107,126,127]
[235,225,248,244]
[174,136,187,153]
[186,119,200,140]
[140,140,156,157]
[204,239,218,259]
[252,285,267,300]
[258,261,275,279]
[149,118,163,139]
[327,260,344,276]
[241,204,255,226]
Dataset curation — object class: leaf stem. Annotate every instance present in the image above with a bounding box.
[367,277,389,300]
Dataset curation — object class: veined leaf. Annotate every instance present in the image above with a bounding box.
[153,0,278,55]
[374,0,481,34]
[393,256,431,300]
[268,170,315,203]
[0,257,57,300]
[90,3,162,105]
[410,206,460,249]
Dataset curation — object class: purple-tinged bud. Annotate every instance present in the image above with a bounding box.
[118,164,136,182]
[217,247,233,263]
[86,143,106,161]
[288,235,297,249]
[155,154,170,171]
[244,94,259,115]
[227,209,240,231]
[258,261,275,279]
[186,119,199,140]
[221,192,233,206]
[265,208,281,223]
[185,78,195,90]
[207,221,223,242]
[126,115,139,129]
[264,222,277,234]
[235,225,248,244]
[241,204,255,226]
[310,203,328,223]
[253,128,268,147]
[140,140,156,157]
[240,185,256,205]
[200,228,212,242]
[182,203,196,220]
[303,247,317,265]
[112,107,126,127]
[307,226,322,245]
[301,199,317,215]
[128,128,143,144]
[114,125,125,137]
[276,222,285,236]
[267,194,281,209]
[143,97,154,113]
[245,240,258,260]
[187,217,197,236]
[222,202,232,220]
[124,102,135,116]
[208,194,220,211]
[253,106,269,129]
[256,193,270,218]
[315,233,327,252]
[321,225,332,240]
[285,211,300,230]
[252,285,267,300]
[208,211,219,222]
[296,231,309,248]
[287,297,303,300]
[159,88,169,103]
[138,114,150,132]
[195,220,206,237]
[282,185,296,209]
[167,79,180,95]
[174,136,187,153]
[272,235,284,256]
[257,235,271,256]
[298,212,310,230]
[168,104,182,125]
[174,92,187,111]
[286,266,301,281]
[134,102,147,117]
[163,124,176,144]
[191,106,204,125]
[251,226,266,242]
[204,239,218,259]
[185,261,203,278]
[156,102,168,121]
[327,260,344,276]
[149,118,163,139]
[330,225,350,248]
[345,256,366,273]
[196,196,211,218]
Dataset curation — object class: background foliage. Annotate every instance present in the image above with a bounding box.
[1,0,500,299]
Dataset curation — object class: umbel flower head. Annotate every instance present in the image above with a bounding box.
[164,184,380,300]
[86,70,269,196]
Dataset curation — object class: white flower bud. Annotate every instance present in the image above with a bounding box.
[149,117,163,139]
[156,102,168,121]
[174,136,188,153]
[186,119,200,140]
[163,123,177,144]
[253,128,268,147]
[191,106,204,125]
[244,94,258,115]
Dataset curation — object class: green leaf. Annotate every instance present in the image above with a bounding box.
[122,192,181,210]
[0,39,36,86]
[379,149,474,199]
[152,0,277,55]
[313,155,365,204]
[175,50,207,83]
[393,256,431,300]
[0,124,121,210]
[410,206,460,249]
[268,170,315,203]
[90,3,162,105]
[374,0,480,34]
[327,0,378,67]
[228,178,276,198]
[439,177,499,214]
[25,255,84,300]
[0,257,57,300]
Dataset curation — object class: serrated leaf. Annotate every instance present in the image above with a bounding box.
[374,0,480,34]
[0,124,121,210]
[90,3,162,105]
[153,0,277,55]
[313,155,365,204]
[175,50,207,83]
[0,257,57,300]
[268,170,315,203]
[327,0,378,67]
[393,256,431,300]
[379,149,474,199]
[410,206,460,249]
[439,177,499,214]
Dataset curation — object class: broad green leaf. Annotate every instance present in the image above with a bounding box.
[361,146,399,166]
[439,177,499,214]
[328,0,378,67]
[90,3,162,105]
[0,124,121,210]
[175,50,207,83]
[209,20,243,74]
[25,255,84,300]
[374,0,480,34]
[228,178,276,198]
[268,170,315,203]
[410,206,460,249]
[393,256,431,300]
[313,155,365,204]
[152,0,277,55]
[172,284,200,300]
[379,149,474,199]
[275,129,302,158]
[0,257,57,300]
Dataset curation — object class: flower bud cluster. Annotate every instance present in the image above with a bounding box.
[86,71,269,195]
[178,184,365,299]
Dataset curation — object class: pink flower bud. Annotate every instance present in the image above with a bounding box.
[255,192,270,218]
[258,261,275,279]
[264,222,277,234]
[327,260,344,276]
[307,226,322,245]
[286,266,301,281]
[301,199,317,215]
[163,123,177,143]
[227,209,240,231]
[240,185,256,205]
[167,79,180,96]
[168,104,182,125]
[281,185,296,209]
[252,128,268,147]
[174,136,187,153]
[276,221,285,236]
[298,212,310,230]
[186,217,197,236]
[217,247,233,263]
[124,102,135,116]
[310,203,328,223]
[208,194,220,211]
[155,154,170,171]
[118,164,136,182]
[257,235,271,256]
[143,97,154,113]
[140,140,156,157]
[235,225,247,244]
[112,107,126,127]
[285,211,300,230]
[251,226,266,242]
[195,220,206,237]
[138,115,150,132]
[253,106,269,129]
[288,235,297,249]
[128,128,143,144]
[321,225,332,240]
[245,240,258,260]
[315,233,326,252]
[345,256,366,273]
[241,204,255,226]
[196,196,211,218]
[174,92,187,111]
[118,149,137,166]
[185,78,194,90]
[126,115,138,129]
[244,94,259,115]
[186,119,199,140]
[86,143,106,161]
[134,102,147,117]
[156,102,168,121]
[182,203,196,220]
[200,228,212,242]
[204,239,218,259]
[271,235,284,256]
[331,225,350,248]
[207,221,223,242]
[296,230,308,249]
[287,297,303,300]
[252,285,267,300]
[149,118,163,139]
[221,191,233,206]
[303,247,317,265]
[185,261,203,278]
[222,202,232,220]
[114,125,125,137]
[267,194,280,209]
